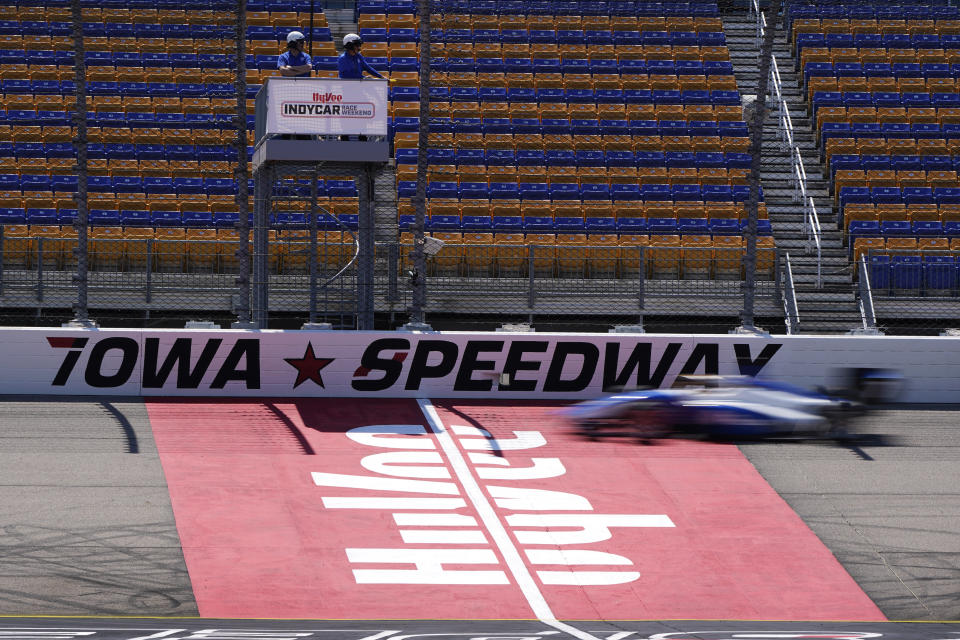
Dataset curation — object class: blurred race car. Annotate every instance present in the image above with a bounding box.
[563,371,900,443]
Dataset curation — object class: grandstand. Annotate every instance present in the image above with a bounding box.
[0,0,956,332]
[789,0,960,329]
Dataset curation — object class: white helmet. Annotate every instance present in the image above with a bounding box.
[343,33,363,49]
[286,30,306,44]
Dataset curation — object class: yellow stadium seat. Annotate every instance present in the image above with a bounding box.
[525,233,557,278]
[153,228,187,272]
[30,225,62,270]
[617,234,649,276]
[122,228,154,271]
[430,232,462,275]
[681,234,713,279]
[89,226,124,271]
[1,225,31,269]
[554,233,587,277]
[185,228,218,272]
[585,234,619,278]
[492,233,524,276]
[712,236,744,279]
[461,232,495,276]
[648,234,682,279]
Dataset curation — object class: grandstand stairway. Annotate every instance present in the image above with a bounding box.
[725,13,863,333]
[323,8,359,49]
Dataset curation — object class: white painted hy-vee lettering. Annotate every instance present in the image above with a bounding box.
[312,421,675,586]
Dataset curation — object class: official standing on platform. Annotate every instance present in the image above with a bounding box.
[278,31,313,77]
[337,34,386,80]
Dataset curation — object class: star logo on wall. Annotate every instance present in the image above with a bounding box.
[285,343,335,389]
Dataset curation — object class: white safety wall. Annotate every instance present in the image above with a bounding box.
[3,328,958,402]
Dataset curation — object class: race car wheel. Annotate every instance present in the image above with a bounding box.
[625,404,669,441]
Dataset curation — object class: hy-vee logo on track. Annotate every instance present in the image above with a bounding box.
[313,419,676,586]
[45,335,782,392]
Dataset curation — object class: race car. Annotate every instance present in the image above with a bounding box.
[563,371,900,444]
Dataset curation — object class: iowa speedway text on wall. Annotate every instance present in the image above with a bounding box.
[2,328,958,401]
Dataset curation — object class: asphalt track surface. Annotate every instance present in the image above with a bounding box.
[0,397,958,640]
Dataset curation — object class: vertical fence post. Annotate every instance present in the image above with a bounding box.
[232,0,254,329]
[67,0,93,327]
[308,168,319,324]
[36,236,44,304]
[527,244,536,324]
[741,0,783,333]
[145,239,153,305]
[637,246,645,328]
[251,166,271,328]
[407,0,432,329]
[357,166,376,330]
[0,225,4,297]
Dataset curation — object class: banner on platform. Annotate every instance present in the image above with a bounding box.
[264,77,388,137]
[2,328,957,402]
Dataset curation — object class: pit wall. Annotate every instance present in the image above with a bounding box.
[7,328,958,402]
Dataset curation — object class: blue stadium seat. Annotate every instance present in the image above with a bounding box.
[869,255,891,290]
[490,183,520,200]
[642,184,672,201]
[462,215,492,232]
[648,217,678,234]
[427,215,461,232]
[523,216,555,232]
[517,150,546,166]
[455,149,485,165]
[492,215,522,232]
[183,211,214,227]
[519,183,549,200]
[585,217,616,234]
[672,184,701,201]
[152,211,182,227]
[880,220,911,237]
[709,218,740,235]
[0,208,25,224]
[486,150,516,165]
[213,211,239,228]
[175,178,204,195]
[90,210,122,226]
[678,217,709,234]
[119,210,151,227]
[555,216,585,232]
[849,220,880,242]
[892,256,922,290]
[549,184,580,200]
[581,184,610,200]
[924,256,958,290]
[460,182,489,199]
[617,217,647,233]
[397,181,416,199]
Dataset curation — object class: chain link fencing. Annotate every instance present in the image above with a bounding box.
[859,248,960,336]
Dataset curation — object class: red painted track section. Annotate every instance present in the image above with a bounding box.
[146,398,886,621]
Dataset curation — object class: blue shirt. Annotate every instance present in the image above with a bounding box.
[277,50,312,77]
[337,52,384,80]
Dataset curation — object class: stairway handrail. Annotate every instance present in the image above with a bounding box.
[783,252,801,334]
[857,254,878,331]
[750,0,824,290]
[807,195,822,288]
